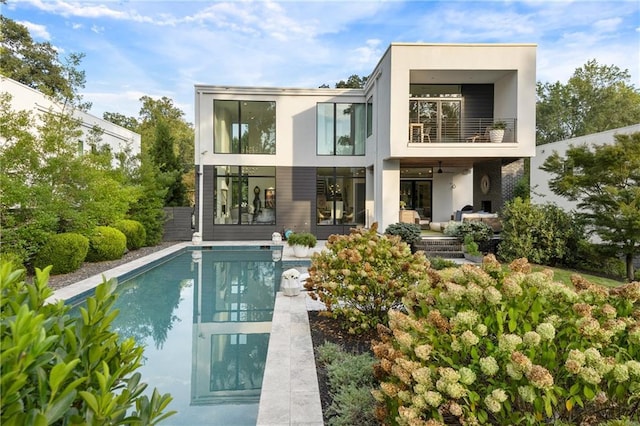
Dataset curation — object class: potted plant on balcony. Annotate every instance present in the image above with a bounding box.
[287,232,317,258]
[489,120,507,143]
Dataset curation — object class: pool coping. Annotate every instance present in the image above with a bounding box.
[50,241,326,426]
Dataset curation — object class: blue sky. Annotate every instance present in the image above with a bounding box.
[4,0,639,124]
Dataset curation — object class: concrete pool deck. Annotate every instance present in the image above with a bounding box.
[49,241,327,426]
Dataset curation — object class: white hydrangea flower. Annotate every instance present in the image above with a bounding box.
[536,322,556,340]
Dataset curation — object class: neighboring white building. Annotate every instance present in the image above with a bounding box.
[1,76,141,161]
[194,43,537,241]
[531,124,640,212]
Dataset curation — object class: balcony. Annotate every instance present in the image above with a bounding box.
[408,118,517,144]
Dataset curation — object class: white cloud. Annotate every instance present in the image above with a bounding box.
[18,20,50,40]
[9,0,638,123]
[593,17,622,33]
[349,39,384,70]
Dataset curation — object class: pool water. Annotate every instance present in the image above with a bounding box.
[78,248,283,425]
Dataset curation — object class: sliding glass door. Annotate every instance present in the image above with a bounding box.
[409,99,461,143]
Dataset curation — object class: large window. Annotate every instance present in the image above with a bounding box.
[366,97,373,138]
[316,167,365,226]
[213,166,276,225]
[409,85,462,143]
[214,100,276,154]
[317,103,366,156]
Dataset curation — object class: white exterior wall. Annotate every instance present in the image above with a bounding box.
[365,43,536,230]
[531,124,640,212]
[195,86,367,169]
[382,43,536,160]
[1,76,141,158]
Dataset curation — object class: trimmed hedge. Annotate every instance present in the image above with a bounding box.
[114,219,147,250]
[33,232,89,275]
[86,226,127,262]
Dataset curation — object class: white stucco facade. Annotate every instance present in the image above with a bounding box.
[194,43,537,240]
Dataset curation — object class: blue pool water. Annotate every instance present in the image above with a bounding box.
[74,248,284,425]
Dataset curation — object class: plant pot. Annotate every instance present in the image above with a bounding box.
[292,244,309,258]
[489,129,504,143]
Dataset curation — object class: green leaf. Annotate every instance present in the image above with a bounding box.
[569,383,580,396]
[49,359,80,397]
[583,385,595,400]
[44,390,77,424]
[80,391,99,413]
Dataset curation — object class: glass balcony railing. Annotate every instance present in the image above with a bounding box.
[408,118,517,144]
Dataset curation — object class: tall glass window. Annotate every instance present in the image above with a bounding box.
[366,97,373,137]
[316,103,366,156]
[214,100,276,154]
[213,166,276,225]
[316,167,366,226]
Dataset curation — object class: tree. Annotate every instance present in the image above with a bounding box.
[0,16,90,110]
[319,74,369,89]
[127,151,169,246]
[536,60,640,145]
[150,120,187,207]
[540,132,640,281]
[0,92,140,264]
[335,74,368,88]
[103,112,139,132]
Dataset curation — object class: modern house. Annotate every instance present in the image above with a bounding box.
[193,43,537,241]
[0,76,141,162]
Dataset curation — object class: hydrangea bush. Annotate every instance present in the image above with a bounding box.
[372,255,640,425]
[304,223,431,334]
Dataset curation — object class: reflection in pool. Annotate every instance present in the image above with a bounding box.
[79,248,282,425]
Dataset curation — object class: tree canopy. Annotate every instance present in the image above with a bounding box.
[319,74,368,89]
[0,15,90,110]
[103,95,194,206]
[536,59,640,145]
[540,132,640,280]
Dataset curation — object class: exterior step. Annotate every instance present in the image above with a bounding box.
[414,237,464,259]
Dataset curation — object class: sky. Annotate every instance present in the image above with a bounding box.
[3,0,639,124]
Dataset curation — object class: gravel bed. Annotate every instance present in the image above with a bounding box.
[45,241,180,290]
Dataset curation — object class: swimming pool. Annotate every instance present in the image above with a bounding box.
[73,247,285,425]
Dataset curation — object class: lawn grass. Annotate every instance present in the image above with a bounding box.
[531,264,624,288]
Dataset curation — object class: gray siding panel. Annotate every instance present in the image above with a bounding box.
[462,84,494,120]
[163,207,194,241]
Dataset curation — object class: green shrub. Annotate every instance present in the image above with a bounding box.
[0,261,176,425]
[316,342,378,426]
[33,232,89,274]
[498,198,586,266]
[385,222,421,245]
[86,226,127,262]
[373,255,640,425]
[304,223,430,334]
[428,257,459,270]
[287,232,317,248]
[574,241,628,280]
[326,352,376,390]
[316,342,349,365]
[0,252,26,271]
[445,220,493,243]
[114,219,147,250]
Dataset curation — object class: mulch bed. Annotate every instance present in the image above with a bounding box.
[308,311,379,421]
